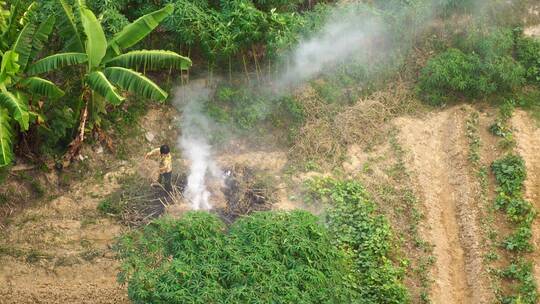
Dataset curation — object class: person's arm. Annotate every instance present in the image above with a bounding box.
[145,148,161,159]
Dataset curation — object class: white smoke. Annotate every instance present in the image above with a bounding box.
[174,80,223,210]
[277,8,386,88]
[172,2,434,211]
[170,1,512,213]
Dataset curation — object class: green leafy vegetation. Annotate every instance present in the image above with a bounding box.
[492,153,538,302]
[418,27,540,107]
[306,178,410,304]
[0,0,192,166]
[0,1,63,166]
[516,32,540,83]
[499,260,539,304]
[116,211,358,304]
[34,0,191,157]
[492,155,527,195]
[210,85,270,130]
[2,0,540,302]
[116,177,410,304]
[97,195,123,215]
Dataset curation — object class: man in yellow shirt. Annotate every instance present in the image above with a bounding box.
[145,144,173,192]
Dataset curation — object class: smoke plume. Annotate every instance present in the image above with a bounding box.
[278,9,386,88]
[174,80,223,210]
[173,1,468,211]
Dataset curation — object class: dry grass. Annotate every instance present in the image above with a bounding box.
[101,173,187,227]
[290,81,421,167]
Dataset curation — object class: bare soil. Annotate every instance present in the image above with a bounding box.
[525,24,540,38]
[0,175,129,304]
[395,106,494,304]
[0,103,177,304]
[512,111,540,284]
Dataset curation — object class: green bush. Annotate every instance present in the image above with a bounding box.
[418,29,528,105]
[209,85,298,131]
[455,28,515,60]
[492,154,527,194]
[308,178,410,304]
[515,89,540,123]
[280,96,305,125]
[37,106,77,156]
[488,56,526,92]
[116,211,358,304]
[418,49,483,105]
[516,36,540,83]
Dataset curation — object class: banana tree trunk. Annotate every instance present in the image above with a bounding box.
[63,89,90,166]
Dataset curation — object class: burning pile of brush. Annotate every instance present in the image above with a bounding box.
[105,166,276,227]
[218,165,276,224]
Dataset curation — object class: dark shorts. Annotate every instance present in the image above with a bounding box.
[159,172,172,192]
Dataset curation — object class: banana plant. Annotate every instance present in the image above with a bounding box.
[28,0,191,160]
[0,1,63,167]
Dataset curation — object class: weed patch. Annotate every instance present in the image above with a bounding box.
[466,111,504,297]
[25,250,52,264]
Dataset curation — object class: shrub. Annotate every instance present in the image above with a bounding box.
[516,36,540,83]
[418,29,527,105]
[495,193,536,224]
[418,49,484,105]
[209,85,308,132]
[37,106,77,155]
[487,56,526,92]
[209,85,271,130]
[116,211,358,304]
[280,96,305,125]
[308,178,410,304]
[455,28,515,60]
[515,89,540,123]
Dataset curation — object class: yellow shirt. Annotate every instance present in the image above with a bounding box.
[148,148,172,174]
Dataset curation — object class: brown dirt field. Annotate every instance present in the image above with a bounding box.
[511,111,540,284]
[395,106,493,304]
[0,176,130,304]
